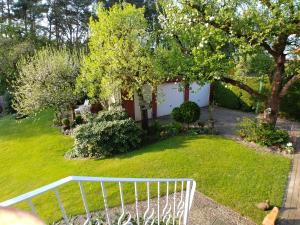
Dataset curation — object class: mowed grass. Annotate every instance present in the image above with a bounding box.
[0,111,291,224]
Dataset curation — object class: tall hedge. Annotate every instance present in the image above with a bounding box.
[214,78,299,121]
[280,81,300,121]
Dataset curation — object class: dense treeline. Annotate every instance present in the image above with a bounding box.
[0,0,155,96]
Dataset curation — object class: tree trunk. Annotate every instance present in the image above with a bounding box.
[137,89,149,131]
[70,104,76,123]
[264,54,285,126]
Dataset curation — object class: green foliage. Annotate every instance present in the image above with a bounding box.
[238,118,290,147]
[75,115,83,125]
[72,110,142,158]
[62,118,70,127]
[214,81,256,112]
[0,38,34,95]
[160,122,183,138]
[12,47,81,116]
[171,107,182,123]
[2,91,15,114]
[215,78,300,118]
[172,101,201,124]
[147,121,183,140]
[77,3,160,104]
[280,81,300,121]
[93,109,129,123]
[179,102,201,124]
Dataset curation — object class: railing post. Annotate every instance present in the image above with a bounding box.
[157,182,160,225]
[78,182,91,221]
[54,188,69,225]
[173,181,177,225]
[134,182,140,225]
[27,199,37,216]
[100,181,111,225]
[183,181,191,225]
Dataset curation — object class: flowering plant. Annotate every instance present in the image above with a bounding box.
[283,142,294,154]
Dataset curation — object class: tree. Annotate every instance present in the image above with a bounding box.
[0,37,34,94]
[77,3,161,130]
[13,0,48,37]
[12,47,81,118]
[157,0,300,126]
[46,0,94,47]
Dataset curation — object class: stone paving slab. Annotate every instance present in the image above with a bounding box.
[277,153,300,225]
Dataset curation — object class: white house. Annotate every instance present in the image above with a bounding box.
[122,81,210,120]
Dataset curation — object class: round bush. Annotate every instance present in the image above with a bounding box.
[75,114,83,125]
[72,118,142,158]
[172,101,200,124]
[180,102,201,123]
[171,107,183,123]
[62,118,70,127]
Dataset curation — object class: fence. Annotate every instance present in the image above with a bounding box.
[0,176,196,225]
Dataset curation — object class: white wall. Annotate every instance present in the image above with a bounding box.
[157,83,184,117]
[189,82,210,107]
[132,82,210,120]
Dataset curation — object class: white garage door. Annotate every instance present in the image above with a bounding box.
[189,82,210,107]
[157,83,184,117]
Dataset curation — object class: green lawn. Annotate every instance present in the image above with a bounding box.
[0,111,291,224]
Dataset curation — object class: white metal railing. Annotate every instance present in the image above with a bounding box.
[0,176,196,225]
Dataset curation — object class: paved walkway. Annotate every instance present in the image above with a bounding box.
[278,153,300,225]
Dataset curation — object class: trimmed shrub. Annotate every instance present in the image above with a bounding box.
[172,101,200,125]
[62,118,70,127]
[75,114,83,125]
[180,102,201,124]
[71,110,142,158]
[171,107,183,123]
[214,81,261,112]
[237,118,290,147]
[280,81,300,121]
[160,122,183,138]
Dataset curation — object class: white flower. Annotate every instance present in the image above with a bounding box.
[287,142,293,147]
[265,108,272,114]
[209,16,215,21]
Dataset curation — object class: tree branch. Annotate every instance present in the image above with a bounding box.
[259,0,274,10]
[279,74,300,98]
[173,34,191,55]
[220,77,266,101]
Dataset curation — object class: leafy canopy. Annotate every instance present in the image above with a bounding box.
[77,3,161,102]
[157,0,300,82]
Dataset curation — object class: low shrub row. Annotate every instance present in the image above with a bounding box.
[237,118,290,147]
